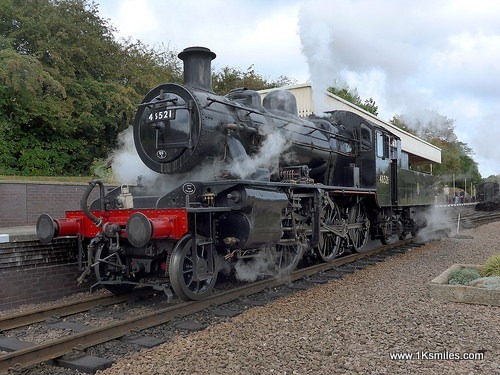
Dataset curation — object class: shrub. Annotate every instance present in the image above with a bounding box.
[469,276,500,289]
[90,158,113,183]
[481,254,500,277]
[448,267,481,285]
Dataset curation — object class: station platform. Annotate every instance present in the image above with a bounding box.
[0,225,37,243]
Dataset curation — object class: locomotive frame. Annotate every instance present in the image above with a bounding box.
[37,47,436,300]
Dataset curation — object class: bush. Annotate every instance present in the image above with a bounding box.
[448,267,481,285]
[469,276,500,289]
[90,158,113,183]
[481,254,500,277]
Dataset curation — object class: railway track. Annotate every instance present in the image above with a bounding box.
[424,206,500,234]
[0,239,419,374]
[460,210,500,228]
[0,289,155,331]
[2,208,498,373]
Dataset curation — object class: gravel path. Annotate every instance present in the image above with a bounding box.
[97,222,500,375]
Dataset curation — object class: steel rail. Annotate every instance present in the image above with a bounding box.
[0,239,416,374]
[0,289,153,331]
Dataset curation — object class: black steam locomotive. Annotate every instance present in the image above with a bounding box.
[475,181,499,211]
[37,47,435,300]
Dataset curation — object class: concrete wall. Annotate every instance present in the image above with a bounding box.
[0,181,107,227]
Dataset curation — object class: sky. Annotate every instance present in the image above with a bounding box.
[97,0,500,178]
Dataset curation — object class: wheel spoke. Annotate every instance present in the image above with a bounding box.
[272,243,303,275]
[169,235,218,301]
[93,244,137,294]
[317,196,342,261]
[348,203,369,251]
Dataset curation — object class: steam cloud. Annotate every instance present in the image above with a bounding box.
[298,0,500,177]
[227,125,292,180]
[414,206,457,242]
[109,127,224,194]
[110,126,160,185]
[234,251,275,282]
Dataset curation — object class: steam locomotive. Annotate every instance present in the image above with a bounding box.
[475,181,499,211]
[36,47,435,300]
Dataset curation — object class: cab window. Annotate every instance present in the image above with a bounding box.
[376,131,390,159]
[376,131,384,158]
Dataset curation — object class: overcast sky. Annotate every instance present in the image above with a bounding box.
[98,0,500,178]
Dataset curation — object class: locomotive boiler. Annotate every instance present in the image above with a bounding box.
[37,46,436,300]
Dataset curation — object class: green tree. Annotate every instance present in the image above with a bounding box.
[213,65,294,95]
[0,0,294,177]
[484,174,500,182]
[390,114,481,186]
[391,114,457,143]
[0,0,180,175]
[328,86,378,115]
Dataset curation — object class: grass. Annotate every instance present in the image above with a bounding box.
[481,254,500,277]
[0,175,93,183]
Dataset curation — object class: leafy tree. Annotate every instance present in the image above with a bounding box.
[0,0,180,175]
[116,39,182,95]
[0,0,293,177]
[390,114,481,186]
[484,174,500,182]
[213,65,294,95]
[432,140,481,185]
[328,86,378,115]
[391,113,457,143]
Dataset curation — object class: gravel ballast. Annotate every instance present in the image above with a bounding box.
[95,222,499,375]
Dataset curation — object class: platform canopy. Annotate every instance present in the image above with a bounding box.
[258,83,441,166]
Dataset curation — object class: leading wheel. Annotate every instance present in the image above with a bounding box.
[94,243,137,294]
[348,203,369,251]
[169,234,218,301]
[317,197,343,261]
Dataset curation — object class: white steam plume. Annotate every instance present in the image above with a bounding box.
[415,206,456,242]
[110,126,159,185]
[227,126,292,179]
[234,251,274,282]
[109,126,224,194]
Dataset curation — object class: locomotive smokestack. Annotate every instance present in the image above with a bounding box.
[178,46,216,92]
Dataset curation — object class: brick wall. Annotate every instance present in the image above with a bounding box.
[0,181,112,310]
[0,238,95,310]
[0,181,111,227]
[0,183,28,226]
[0,263,94,310]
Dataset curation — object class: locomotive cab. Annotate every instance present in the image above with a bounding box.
[374,128,400,207]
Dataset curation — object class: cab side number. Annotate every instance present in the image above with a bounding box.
[379,175,390,184]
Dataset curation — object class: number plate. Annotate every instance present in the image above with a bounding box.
[148,108,176,122]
